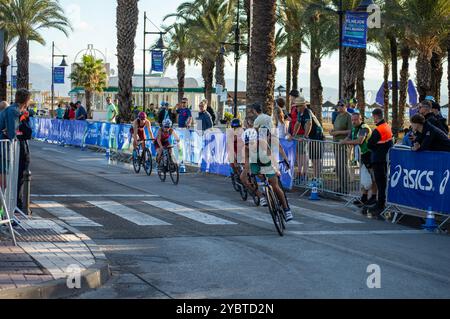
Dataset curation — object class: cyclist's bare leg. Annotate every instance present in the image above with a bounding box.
[269,176,289,210]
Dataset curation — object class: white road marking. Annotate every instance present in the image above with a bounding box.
[291,230,426,236]
[144,201,237,225]
[34,201,102,227]
[32,194,159,198]
[196,200,303,225]
[291,205,364,224]
[88,201,171,226]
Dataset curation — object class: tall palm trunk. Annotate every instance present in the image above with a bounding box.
[399,45,410,130]
[291,41,301,91]
[390,35,399,136]
[215,52,225,122]
[447,35,450,106]
[383,62,390,123]
[202,57,215,110]
[356,49,366,118]
[310,53,323,124]
[286,55,292,112]
[246,0,277,115]
[0,53,9,101]
[430,51,443,103]
[342,47,359,99]
[16,36,29,89]
[416,52,432,102]
[116,0,138,123]
[177,58,185,104]
[85,90,93,118]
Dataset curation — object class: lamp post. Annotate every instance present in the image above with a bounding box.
[276,85,286,98]
[51,41,68,115]
[143,12,166,113]
[10,55,17,102]
[220,0,241,119]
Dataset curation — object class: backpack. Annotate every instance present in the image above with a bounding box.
[308,109,325,141]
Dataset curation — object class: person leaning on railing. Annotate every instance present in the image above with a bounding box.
[410,114,450,153]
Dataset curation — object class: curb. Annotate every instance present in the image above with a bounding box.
[0,261,111,299]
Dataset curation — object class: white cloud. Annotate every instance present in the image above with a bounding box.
[66,3,91,32]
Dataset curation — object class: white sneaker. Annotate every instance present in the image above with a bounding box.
[260,197,268,207]
[284,209,294,222]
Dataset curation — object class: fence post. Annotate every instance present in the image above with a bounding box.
[23,170,32,215]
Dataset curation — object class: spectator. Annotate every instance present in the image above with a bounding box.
[75,101,87,121]
[253,103,274,129]
[288,90,300,136]
[430,101,448,134]
[158,102,172,127]
[63,103,71,120]
[56,103,65,120]
[341,112,377,207]
[146,103,156,124]
[106,97,118,124]
[402,127,414,147]
[274,97,288,138]
[331,105,339,125]
[177,98,193,129]
[330,100,353,194]
[196,101,213,131]
[367,108,394,218]
[69,104,76,120]
[16,109,32,213]
[410,114,450,152]
[418,100,448,133]
[346,98,357,114]
[204,99,216,125]
[0,101,9,113]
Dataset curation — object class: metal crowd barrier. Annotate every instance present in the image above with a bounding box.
[0,139,21,246]
[293,138,362,203]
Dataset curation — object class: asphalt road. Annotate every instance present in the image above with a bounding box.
[29,140,450,299]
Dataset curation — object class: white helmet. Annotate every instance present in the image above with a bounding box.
[242,128,258,144]
[162,119,172,128]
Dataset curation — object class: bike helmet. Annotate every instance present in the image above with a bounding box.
[242,128,258,144]
[138,112,147,120]
[162,119,172,128]
[231,118,242,128]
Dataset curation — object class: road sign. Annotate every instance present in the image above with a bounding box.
[342,12,369,49]
[53,67,65,84]
[151,50,164,73]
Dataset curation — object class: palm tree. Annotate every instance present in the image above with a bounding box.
[0,0,71,89]
[69,55,107,119]
[430,47,444,103]
[0,31,15,101]
[302,7,338,123]
[164,23,193,104]
[116,0,138,123]
[246,0,277,114]
[400,0,450,101]
[368,38,391,122]
[398,43,411,129]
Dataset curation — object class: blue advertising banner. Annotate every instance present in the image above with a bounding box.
[12,75,17,89]
[388,149,450,214]
[279,139,297,190]
[200,131,230,176]
[151,50,164,73]
[53,67,65,84]
[342,12,369,49]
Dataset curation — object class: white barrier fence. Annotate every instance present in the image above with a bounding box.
[293,138,363,203]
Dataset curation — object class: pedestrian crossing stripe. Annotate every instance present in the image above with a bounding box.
[196,200,303,225]
[143,201,237,225]
[290,205,364,224]
[34,201,103,228]
[88,201,171,226]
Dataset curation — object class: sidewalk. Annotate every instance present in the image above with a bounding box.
[0,211,110,299]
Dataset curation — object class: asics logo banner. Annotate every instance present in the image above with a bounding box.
[440,170,450,195]
[390,165,435,192]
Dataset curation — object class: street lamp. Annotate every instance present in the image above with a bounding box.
[143,12,167,113]
[10,55,17,103]
[51,41,68,115]
[220,0,241,119]
[276,85,286,97]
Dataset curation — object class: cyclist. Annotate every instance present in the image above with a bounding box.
[155,119,180,169]
[132,112,155,152]
[243,127,294,222]
[230,118,244,176]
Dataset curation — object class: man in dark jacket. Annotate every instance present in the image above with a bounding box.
[431,101,448,134]
[419,100,448,133]
[197,101,213,131]
[411,114,450,152]
[366,108,394,217]
[17,110,32,213]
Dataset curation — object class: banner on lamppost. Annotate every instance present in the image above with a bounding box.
[12,75,17,89]
[342,11,369,49]
[151,50,164,73]
[53,67,65,84]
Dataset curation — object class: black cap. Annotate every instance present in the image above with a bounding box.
[372,108,383,117]
[289,90,300,98]
[431,101,441,111]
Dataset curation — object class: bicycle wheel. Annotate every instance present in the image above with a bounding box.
[240,185,248,201]
[169,159,179,185]
[231,174,240,192]
[143,149,153,176]
[132,149,141,174]
[266,186,284,236]
[253,195,260,207]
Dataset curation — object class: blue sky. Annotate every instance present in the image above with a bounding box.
[27,0,448,102]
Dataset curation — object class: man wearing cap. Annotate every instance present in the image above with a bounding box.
[410,114,450,152]
[367,108,393,218]
[425,97,448,134]
[419,100,448,133]
[75,101,88,121]
[177,98,192,129]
